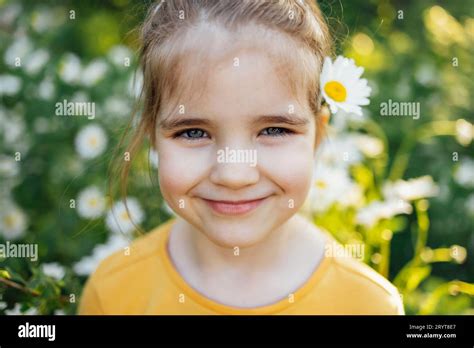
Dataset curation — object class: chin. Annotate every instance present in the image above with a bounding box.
[198,218,274,249]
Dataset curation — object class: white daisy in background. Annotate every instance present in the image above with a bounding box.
[339,184,364,208]
[41,262,65,280]
[37,76,55,100]
[73,256,97,276]
[2,114,25,146]
[24,49,49,75]
[1,114,30,155]
[105,198,145,234]
[330,108,367,131]
[31,7,65,33]
[307,165,362,212]
[81,59,108,87]
[354,134,384,158]
[70,90,90,103]
[318,134,363,169]
[454,158,474,188]
[149,148,159,169]
[4,36,32,67]
[455,119,472,146]
[0,155,19,178]
[0,74,22,96]
[107,45,132,68]
[58,53,82,84]
[383,176,440,202]
[77,186,106,219]
[0,3,22,27]
[75,124,108,159]
[31,8,55,32]
[414,63,437,87]
[356,199,412,228]
[0,204,28,240]
[320,56,371,116]
[94,235,130,260]
[104,95,131,118]
[73,234,130,275]
[0,301,7,310]
[5,303,38,315]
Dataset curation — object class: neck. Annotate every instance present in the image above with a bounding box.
[168,214,326,307]
[172,214,315,280]
[191,217,299,274]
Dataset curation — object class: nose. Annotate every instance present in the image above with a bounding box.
[209,148,260,189]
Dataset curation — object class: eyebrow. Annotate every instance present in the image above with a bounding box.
[159,117,213,131]
[159,113,309,131]
[251,114,310,127]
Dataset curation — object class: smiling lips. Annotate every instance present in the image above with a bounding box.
[202,197,268,215]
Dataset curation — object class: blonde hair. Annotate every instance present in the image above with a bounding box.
[109,0,332,231]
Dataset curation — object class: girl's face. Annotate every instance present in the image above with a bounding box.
[156,35,317,248]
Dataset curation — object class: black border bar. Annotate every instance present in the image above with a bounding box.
[0,315,472,346]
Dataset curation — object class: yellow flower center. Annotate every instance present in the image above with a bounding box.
[3,214,16,228]
[120,211,130,221]
[324,81,347,102]
[315,180,327,189]
[88,136,98,147]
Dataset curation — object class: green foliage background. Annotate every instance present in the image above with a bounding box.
[0,0,473,315]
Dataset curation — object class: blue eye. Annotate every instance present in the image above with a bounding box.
[175,128,209,139]
[260,127,293,137]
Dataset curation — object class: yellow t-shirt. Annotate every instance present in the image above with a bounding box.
[78,219,404,315]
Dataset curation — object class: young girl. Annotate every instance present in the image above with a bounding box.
[79,0,404,315]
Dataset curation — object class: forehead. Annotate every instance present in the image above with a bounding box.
[158,22,313,120]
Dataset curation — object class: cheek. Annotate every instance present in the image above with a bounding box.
[157,140,210,197]
[258,140,314,200]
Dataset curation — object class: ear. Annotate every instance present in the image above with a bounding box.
[314,105,330,150]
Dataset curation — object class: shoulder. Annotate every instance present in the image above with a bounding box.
[93,222,169,279]
[78,220,174,314]
[293,220,404,314]
[322,252,404,314]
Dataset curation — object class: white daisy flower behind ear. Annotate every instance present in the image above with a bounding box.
[320,56,371,116]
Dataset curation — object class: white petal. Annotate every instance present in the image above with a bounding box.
[328,102,339,114]
[321,57,333,83]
